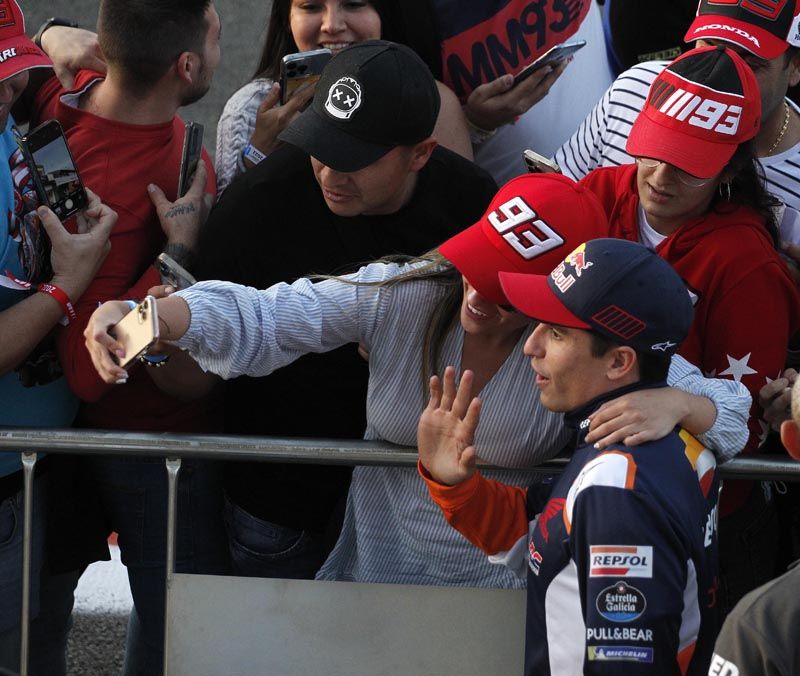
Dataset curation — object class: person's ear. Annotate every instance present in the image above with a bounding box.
[606,345,637,382]
[781,420,800,460]
[409,138,437,172]
[788,50,800,88]
[175,52,197,86]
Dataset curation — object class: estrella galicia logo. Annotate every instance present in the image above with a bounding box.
[596,581,647,623]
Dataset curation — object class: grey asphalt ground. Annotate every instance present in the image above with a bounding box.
[26,1,274,159]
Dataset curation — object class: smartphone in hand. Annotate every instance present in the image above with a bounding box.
[513,40,587,87]
[177,122,204,198]
[18,120,88,220]
[156,253,196,290]
[110,296,160,369]
[280,48,332,105]
[523,149,562,174]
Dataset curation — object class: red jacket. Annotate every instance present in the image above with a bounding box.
[32,72,220,432]
[580,165,800,507]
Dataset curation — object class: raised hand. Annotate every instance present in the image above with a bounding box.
[417,366,482,486]
[247,81,316,160]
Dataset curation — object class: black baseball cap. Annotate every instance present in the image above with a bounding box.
[278,40,441,172]
[499,239,693,356]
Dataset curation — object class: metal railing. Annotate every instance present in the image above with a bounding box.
[1,428,798,676]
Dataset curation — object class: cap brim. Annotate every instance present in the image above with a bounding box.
[683,16,788,59]
[0,35,52,83]
[278,105,394,172]
[499,271,591,329]
[626,110,736,179]
[438,222,514,305]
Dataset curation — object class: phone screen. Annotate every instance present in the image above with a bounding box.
[25,121,87,220]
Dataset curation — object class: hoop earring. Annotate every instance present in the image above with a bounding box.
[719,182,731,201]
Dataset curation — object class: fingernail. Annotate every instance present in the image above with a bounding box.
[594,442,601,449]
[164,286,175,294]
[115,377,128,385]
[115,349,125,358]
[147,184,156,193]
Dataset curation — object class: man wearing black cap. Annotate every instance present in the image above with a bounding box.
[192,40,496,580]
[419,239,720,675]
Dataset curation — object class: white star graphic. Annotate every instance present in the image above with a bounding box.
[719,352,758,382]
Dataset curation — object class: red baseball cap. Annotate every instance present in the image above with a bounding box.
[684,0,800,59]
[626,45,760,179]
[438,173,609,305]
[0,1,51,83]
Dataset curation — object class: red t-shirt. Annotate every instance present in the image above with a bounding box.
[32,72,219,432]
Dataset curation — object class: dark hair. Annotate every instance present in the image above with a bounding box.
[253,0,418,80]
[713,141,781,248]
[589,332,671,384]
[98,0,211,93]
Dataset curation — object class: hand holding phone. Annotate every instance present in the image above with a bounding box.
[513,40,586,87]
[109,296,160,369]
[280,48,332,105]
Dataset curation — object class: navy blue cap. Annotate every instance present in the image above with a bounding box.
[499,239,693,355]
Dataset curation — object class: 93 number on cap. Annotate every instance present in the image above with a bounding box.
[488,197,564,260]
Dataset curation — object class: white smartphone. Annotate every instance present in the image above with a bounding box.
[110,296,160,369]
[280,48,332,105]
[513,39,587,87]
[523,149,562,174]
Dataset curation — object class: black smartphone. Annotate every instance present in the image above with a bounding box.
[18,120,88,221]
[513,40,587,87]
[280,48,332,105]
[177,122,204,198]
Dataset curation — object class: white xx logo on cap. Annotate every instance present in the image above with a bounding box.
[325,76,362,120]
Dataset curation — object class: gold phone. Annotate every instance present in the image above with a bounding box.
[111,296,160,369]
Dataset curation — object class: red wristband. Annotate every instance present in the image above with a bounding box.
[37,282,77,324]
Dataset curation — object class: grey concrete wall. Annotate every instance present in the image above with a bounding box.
[25,1,273,158]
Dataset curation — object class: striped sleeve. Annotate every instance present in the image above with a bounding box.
[173,262,402,379]
[554,62,665,180]
[667,355,751,462]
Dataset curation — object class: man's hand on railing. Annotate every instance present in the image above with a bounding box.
[417,366,480,486]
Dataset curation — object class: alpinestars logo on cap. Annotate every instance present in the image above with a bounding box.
[325,76,362,120]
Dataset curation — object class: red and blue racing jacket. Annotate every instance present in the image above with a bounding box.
[422,381,720,675]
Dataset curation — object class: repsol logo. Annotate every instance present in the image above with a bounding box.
[444,0,587,99]
[649,81,742,136]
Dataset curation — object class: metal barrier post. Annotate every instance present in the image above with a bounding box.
[163,457,181,676]
[19,451,37,676]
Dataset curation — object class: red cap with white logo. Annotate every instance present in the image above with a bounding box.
[437,173,608,305]
[626,45,761,179]
[0,1,51,84]
[684,0,800,59]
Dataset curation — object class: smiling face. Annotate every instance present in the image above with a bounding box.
[290,0,382,54]
[524,323,615,412]
[635,159,722,236]
[459,277,530,339]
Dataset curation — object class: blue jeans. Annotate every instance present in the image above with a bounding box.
[0,476,79,676]
[66,456,230,676]
[223,495,327,580]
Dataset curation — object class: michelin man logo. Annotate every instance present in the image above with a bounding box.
[325,76,362,120]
